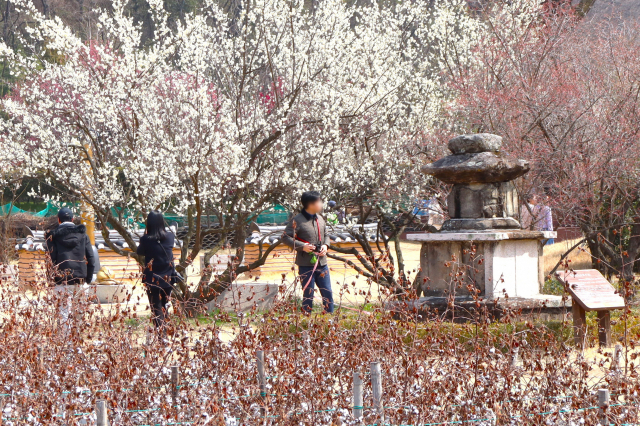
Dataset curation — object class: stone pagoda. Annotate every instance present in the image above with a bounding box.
[407,133,556,300]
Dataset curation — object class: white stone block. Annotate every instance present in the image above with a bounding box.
[53,284,131,304]
[206,282,281,313]
[418,231,547,300]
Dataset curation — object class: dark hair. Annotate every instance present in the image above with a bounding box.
[301,191,322,209]
[58,207,74,222]
[146,210,167,241]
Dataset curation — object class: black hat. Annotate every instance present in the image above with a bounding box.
[58,207,74,222]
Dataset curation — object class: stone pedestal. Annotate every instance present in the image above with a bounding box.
[407,230,556,299]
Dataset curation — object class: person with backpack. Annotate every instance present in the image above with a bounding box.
[283,191,334,314]
[136,211,176,330]
[46,207,97,333]
[46,207,96,286]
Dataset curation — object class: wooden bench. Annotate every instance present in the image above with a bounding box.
[556,269,626,348]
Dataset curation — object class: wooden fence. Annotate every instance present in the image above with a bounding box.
[243,241,387,277]
[16,248,181,286]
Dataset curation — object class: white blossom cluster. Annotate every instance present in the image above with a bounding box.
[0,0,481,232]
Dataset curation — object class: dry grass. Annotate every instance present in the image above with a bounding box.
[2,280,640,425]
[543,238,592,276]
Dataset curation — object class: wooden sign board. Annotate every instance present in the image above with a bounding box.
[556,269,625,311]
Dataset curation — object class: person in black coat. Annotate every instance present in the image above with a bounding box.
[46,208,96,286]
[136,210,176,330]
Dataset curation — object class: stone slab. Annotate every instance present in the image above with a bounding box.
[407,230,556,242]
[421,152,530,184]
[91,285,131,304]
[403,294,569,309]
[441,217,521,231]
[53,284,131,304]
[206,282,281,313]
[386,295,571,322]
[556,269,625,311]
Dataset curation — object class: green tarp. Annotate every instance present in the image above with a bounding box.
[255,204,290,224]
[1,201,291,225]
[0,202,56,217]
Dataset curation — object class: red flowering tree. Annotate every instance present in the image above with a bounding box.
[447,5,640,281]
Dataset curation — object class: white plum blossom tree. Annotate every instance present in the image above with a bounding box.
[0,0,480,302]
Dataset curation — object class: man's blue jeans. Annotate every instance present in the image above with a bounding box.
[298,264,334,313]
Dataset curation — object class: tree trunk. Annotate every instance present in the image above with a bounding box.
[575,0,597,17]
[40,0,50,18]
[621,224,640,282]
[189,220,247,305]
[586,236,603,274]
[2,1,10,44]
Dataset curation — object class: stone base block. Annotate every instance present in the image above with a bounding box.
[206,282,281,313]
[411,231,552,299]
[387,295,571,322]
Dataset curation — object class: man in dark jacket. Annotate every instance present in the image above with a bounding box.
[283,191,333,313]
[46,208,96,285]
